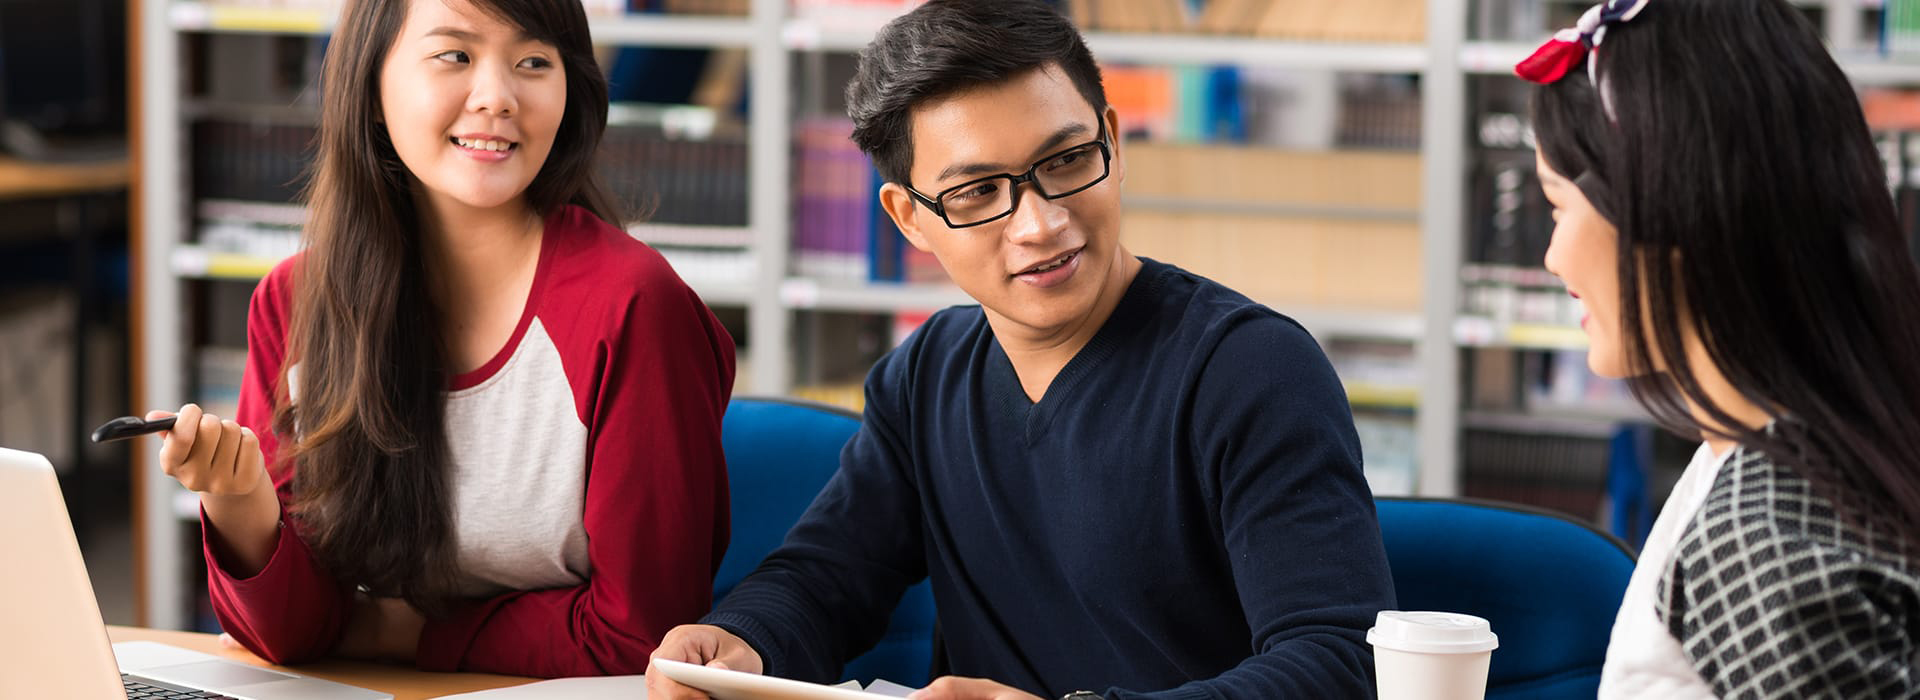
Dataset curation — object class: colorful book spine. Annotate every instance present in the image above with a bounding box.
[792,118,920,284]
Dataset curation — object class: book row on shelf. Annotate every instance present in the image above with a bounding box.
[1459,81,1920,346]
[183,86,1428,302]
[1460,346,1643,525]
[180,0,742,17]
[1104,66,1422,150]
[1878,1,1919,57]
[1460,426,1612,520]
[792,119,938,284]
[191,121,311,205]
[1355,414,1418,497]
[0,292,80,469]
[188,118,755,232]
[1869,89,1920,257]
[1458,264,1581,330]
[1461,83,1920,326]
[643,0,749,14]
[1470,0,1610,42]
[1063,0,1426,43]
[1468,347,1635,417]
[1477,0,1887,45]
[601,124,750,229]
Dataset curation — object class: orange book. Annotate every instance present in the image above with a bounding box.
[1101,66,1177,139]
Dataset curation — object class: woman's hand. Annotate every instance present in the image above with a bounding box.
[152,404,281,577]
[152,403,266,497]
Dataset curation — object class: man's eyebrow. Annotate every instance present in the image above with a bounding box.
[933,122,1093,184]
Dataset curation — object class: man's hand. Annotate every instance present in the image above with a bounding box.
[908,676,1046,700]
[645,624,765,700]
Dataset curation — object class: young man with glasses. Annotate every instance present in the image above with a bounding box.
[647,1,1394,698]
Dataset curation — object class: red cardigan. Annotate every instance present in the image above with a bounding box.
[204,205,733,677]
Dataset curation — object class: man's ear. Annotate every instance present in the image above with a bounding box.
[1102,105,1123,186]
[879,182,935,253]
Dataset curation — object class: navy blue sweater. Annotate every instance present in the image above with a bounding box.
[705,259,1395,699]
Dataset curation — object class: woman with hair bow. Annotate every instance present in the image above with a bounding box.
[1520,0,1920,697]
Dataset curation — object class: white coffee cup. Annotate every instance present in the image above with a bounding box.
[1367,611,1499,700]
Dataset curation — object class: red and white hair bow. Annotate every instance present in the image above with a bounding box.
[1515,0,1652,85]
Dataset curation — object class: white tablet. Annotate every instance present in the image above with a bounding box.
[650,658,900,699]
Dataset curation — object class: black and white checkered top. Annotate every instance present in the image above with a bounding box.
[1655,445,1920,698]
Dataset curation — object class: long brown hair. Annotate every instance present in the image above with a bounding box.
[277,0,620,614]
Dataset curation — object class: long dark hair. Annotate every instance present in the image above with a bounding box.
[277,0,619,614]
[1533,0,1920,543]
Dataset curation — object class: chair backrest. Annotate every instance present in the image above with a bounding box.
[1375,497,1635,700]
[717,396,938,687]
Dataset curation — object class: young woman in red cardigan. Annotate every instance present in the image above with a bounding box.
[144,0,733,677]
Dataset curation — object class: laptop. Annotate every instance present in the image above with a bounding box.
[0,446,390,699]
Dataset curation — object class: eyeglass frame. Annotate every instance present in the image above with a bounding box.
[903,124,1114,229]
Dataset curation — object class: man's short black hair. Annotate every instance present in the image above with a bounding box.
[846,0,1108,189]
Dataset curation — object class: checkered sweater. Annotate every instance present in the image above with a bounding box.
[1656,447,1920,698]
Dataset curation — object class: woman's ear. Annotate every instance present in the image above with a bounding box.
[879,182,934,253]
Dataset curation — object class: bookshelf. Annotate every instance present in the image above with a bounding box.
[127,0,1480,630]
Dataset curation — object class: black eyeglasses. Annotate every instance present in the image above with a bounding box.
[906,133,1113,229]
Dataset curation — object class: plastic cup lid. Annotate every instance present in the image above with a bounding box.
[1366,611,1499,654]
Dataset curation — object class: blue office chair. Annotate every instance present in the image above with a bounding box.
[1375,497,1635,700]
[716,396,939,687]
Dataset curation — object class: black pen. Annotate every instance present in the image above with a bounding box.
[90,416,178,443]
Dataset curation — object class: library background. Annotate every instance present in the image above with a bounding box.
[0,0,1916,632]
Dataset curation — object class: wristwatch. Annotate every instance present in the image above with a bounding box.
[1060,692,1105,700]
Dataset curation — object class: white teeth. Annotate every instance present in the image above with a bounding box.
[455,137,512,152]
[1024,251,1073,275]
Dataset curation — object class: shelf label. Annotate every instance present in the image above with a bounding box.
[1453,316,1497,345]
[782,22,823,50]
[779,278,821,308]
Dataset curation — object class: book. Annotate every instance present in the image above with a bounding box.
[792,118,912,284]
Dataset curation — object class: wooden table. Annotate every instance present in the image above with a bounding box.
[107,626,537,699]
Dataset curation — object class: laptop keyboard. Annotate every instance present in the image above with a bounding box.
[122,674,237,699]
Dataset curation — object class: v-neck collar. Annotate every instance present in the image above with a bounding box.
[986,259,1167,442]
